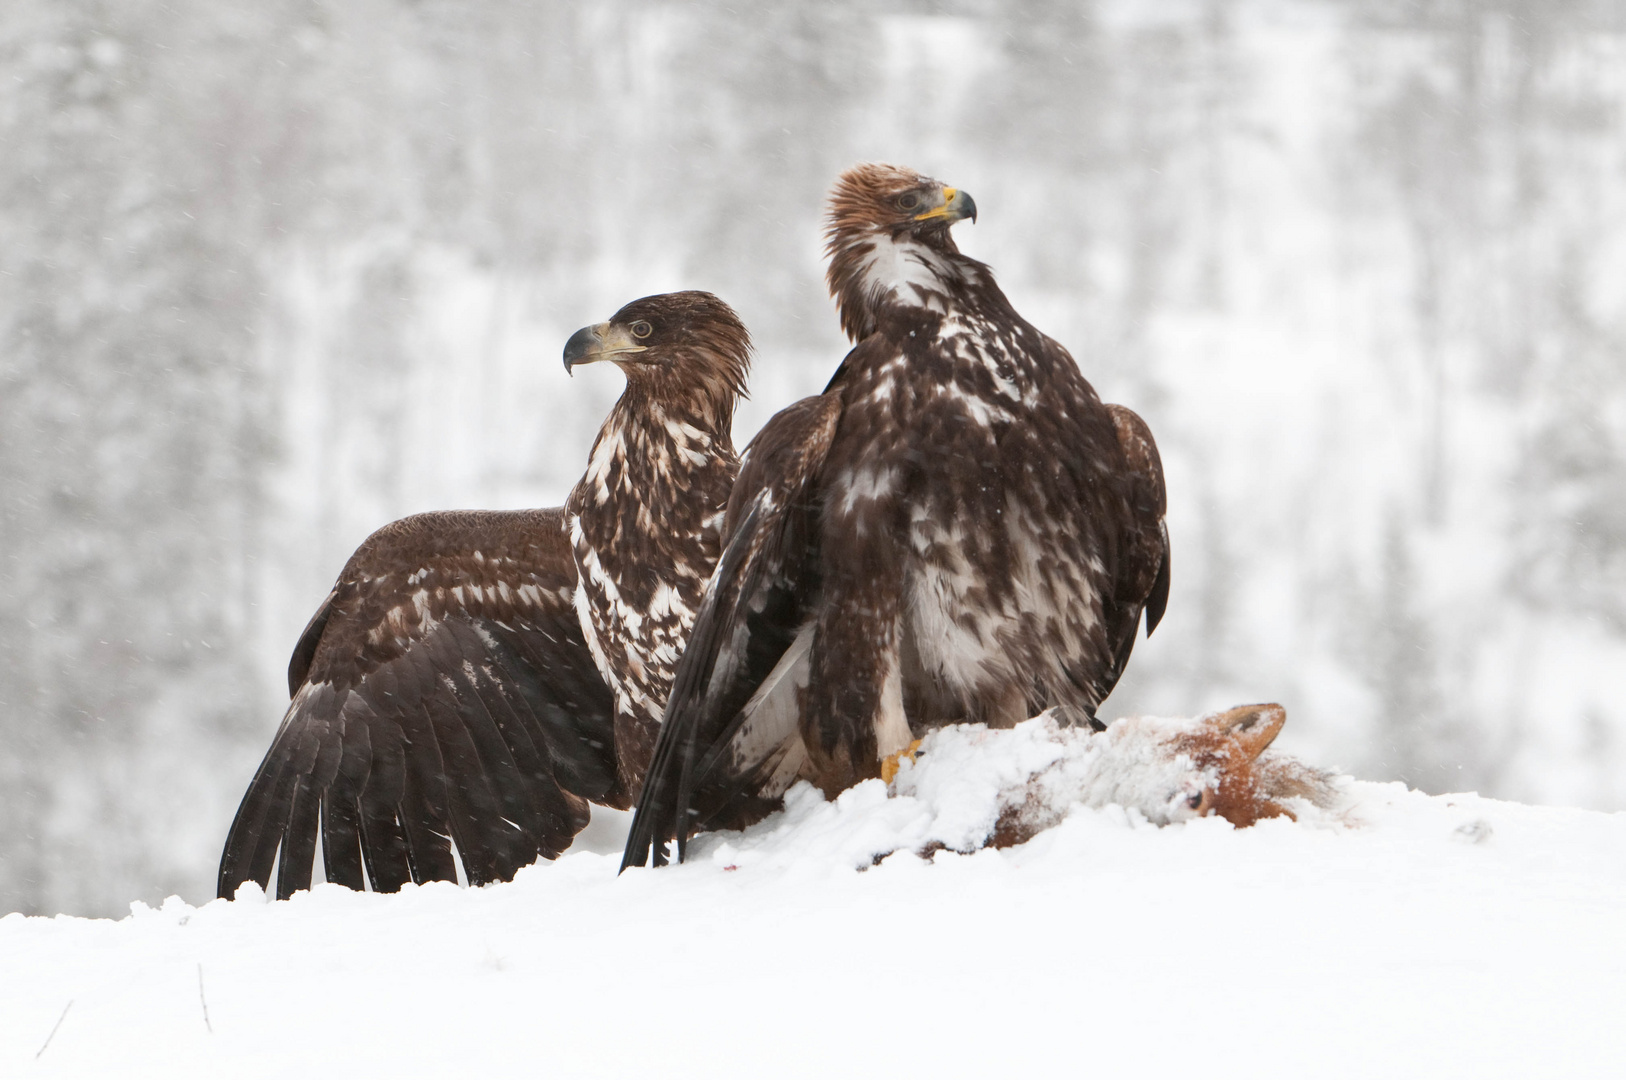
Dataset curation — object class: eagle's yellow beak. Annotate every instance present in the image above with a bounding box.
[914,185,978,224]
[563,321,648,374]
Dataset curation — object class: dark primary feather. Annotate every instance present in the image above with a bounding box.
[624,165,1171,867]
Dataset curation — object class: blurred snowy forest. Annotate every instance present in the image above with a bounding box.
[4,0,1626,917]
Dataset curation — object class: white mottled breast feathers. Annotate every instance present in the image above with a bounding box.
[852,232,961,313]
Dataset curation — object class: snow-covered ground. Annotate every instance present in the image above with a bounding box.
[5,718,1625,1079]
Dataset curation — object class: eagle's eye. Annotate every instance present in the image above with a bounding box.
[631,320,653,339]
[896,191,922,211]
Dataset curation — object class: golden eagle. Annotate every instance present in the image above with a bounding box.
[624,166,1170,867]
[219,291,749,898]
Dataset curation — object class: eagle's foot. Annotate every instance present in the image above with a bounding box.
[881,739,923,784]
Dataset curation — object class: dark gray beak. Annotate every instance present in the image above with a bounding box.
[562,321,647,376]
[562,324,599,375]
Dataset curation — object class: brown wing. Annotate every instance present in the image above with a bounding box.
[218,509,619,900]
[622,393,841,869]
[1102,403,1171,685]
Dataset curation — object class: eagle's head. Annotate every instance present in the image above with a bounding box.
[823,163,978,341]
[563,290,751,431]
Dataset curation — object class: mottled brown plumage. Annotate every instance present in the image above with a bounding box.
[625,166,1170,868]
[564,292,747,797]
[220,291,748,899]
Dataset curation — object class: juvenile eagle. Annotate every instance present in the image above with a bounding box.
[219,291,748,899]
[624,166,1169,867]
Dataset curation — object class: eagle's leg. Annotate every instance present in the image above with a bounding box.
[612,709,659,807]
[981,683,1030,729]
[801,609,914,798]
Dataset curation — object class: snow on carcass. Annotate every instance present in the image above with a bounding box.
[696,706,1346,871]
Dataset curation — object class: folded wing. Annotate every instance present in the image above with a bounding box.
[1101,403,1172,691]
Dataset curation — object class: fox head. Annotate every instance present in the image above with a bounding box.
[1163,703,1295,826]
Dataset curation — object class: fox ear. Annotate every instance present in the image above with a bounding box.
[1206,703,1287,760]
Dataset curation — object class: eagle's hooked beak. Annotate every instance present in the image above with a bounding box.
[562,322,648,375]
[914,185,977,225]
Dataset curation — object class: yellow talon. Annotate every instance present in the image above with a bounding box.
[881,739,924,784]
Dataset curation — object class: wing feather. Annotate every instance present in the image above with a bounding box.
[275,710,343,898]
[393,700,459,885]
[418,632,512,884]
[1098,403,1172,697]
[356,710,414,891]
[317,712,371,890]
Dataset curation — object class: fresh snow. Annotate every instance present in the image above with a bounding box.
[5,716,1625,1079]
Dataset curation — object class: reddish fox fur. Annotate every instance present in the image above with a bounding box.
[1173,703,1300,827]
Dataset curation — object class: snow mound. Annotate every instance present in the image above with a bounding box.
[5,714,1626,1079]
